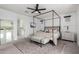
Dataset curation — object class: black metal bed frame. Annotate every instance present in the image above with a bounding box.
[32,10,61,47]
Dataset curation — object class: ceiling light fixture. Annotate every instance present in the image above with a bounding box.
[35,11,38,13]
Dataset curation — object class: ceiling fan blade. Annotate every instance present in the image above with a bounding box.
[38,8,46,10]
[38,11,41,13]
[27,7,35,10]
[32,11,36,13]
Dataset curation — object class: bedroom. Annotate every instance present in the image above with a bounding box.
[0,4,79,54]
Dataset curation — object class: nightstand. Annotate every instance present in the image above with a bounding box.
[62,31,75,41]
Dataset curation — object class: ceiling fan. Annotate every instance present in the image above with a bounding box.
[27,4,46,13]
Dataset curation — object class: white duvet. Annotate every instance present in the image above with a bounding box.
[30,31,59,45]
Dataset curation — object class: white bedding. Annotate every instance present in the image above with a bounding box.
[34,31,52,38]
[30,31,59,45]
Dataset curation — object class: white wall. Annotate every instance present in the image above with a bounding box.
[18,15,33,38]
[45,18,59,27]
[34,18,44,33]
[0,8,33,41]
[45,20,52,26]
[61,12,76,33]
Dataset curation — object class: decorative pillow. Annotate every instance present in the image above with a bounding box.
[48,28,52,33]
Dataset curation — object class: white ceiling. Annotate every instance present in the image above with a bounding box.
[0,4,78,17]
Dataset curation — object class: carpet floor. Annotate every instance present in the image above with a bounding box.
[0,38,79,54]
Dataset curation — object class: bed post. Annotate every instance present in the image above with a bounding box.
[52,10,54,43]
[33,16,35,35]
[0,19,1,45]
[59,16,62,40]
[44,19,45,31]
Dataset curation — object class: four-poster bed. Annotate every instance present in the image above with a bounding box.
[29,10,61,47]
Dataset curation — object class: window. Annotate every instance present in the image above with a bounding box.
[17,19,25,37]
[0,20,13,44]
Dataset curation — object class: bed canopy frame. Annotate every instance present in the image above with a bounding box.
[32,10,62,42]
